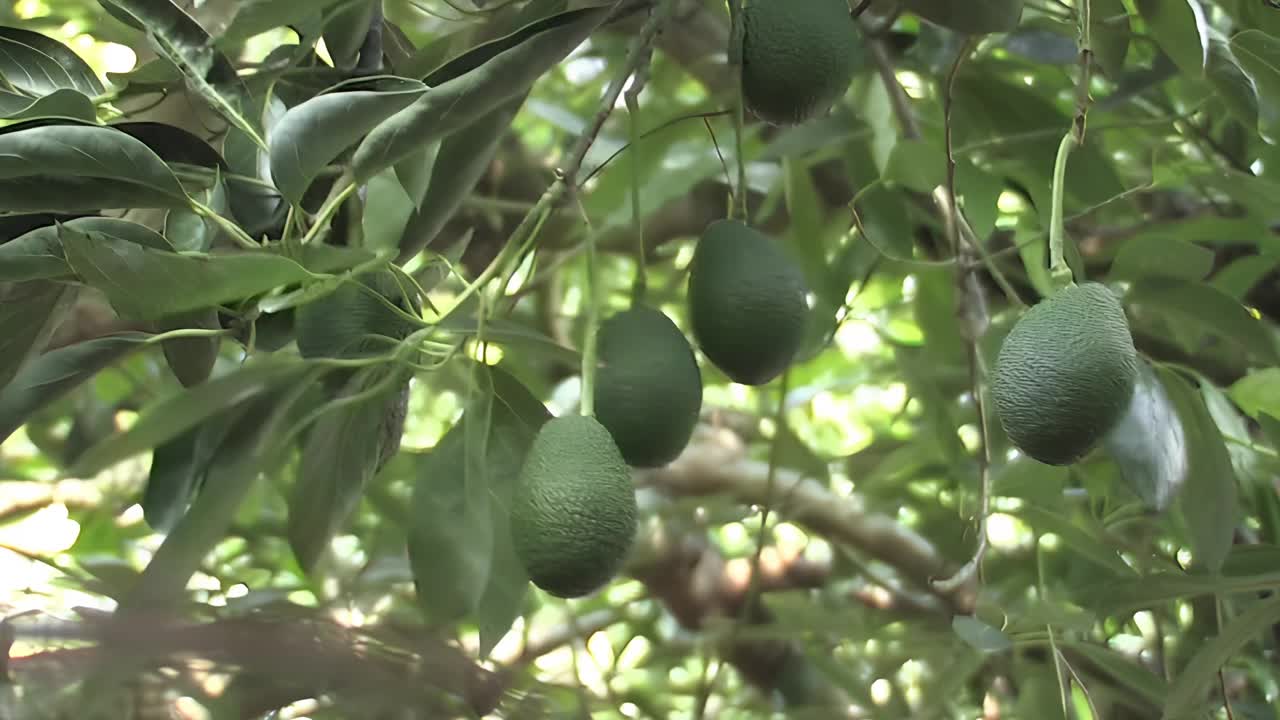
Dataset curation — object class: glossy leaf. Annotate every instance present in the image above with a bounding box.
[0,88,96,122]
[1159,366,1238,574]
[0,216,173,282]
[1126,277,1280,365]
[69,356,309,476]
[269,76,427,205]
[1135,0,1210,75]
[0,25,106,96]
[0,122,189,209]
[0,280,75,391]
[59,225,321,320]
[0,332,151,444]
[1231,29,1280,143]
[1102,361,1188,511]
[351,7,608,182]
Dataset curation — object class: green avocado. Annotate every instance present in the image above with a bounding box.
[511,414,638,598]
[741,0,858,125]
[594,306,703,468]
[991,282,1139,466]
[295,268,419,360]
[687,219,809,386]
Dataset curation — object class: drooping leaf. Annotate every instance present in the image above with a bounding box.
[0,332,151,444]
[111,121,228,171]
[351,7,608,182]
[1163,595,1280,719]
[1089,0,1131,78]
[1126,277,1280,365]
[100,0,266,150]
[288,367,411,572]
[142,428,202,534]
[1231,29,1280,143]
[1229,369,1280,421]
[1135,0,1210,76]
[0,122,189,210]
[0,25,106,96]
[1158,366,1238,574]
[0,88,96,122]
[321,0,377,70]
[0,279,76,390]
[269,76,427,206]
[59,225,324,320]
[396,94,524,263]
[899,0,1024,35]
[1102,361,1188,511]
[69,356,310,476]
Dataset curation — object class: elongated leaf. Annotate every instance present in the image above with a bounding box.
[1109,236,1213,283]
[0,123,189,209]
[952,616,1012,653]
[397,95,523,263]
[69,356,309,476]
[1206,31,1260,133]
[0,88,96,122]
[1015,505,1135,577]
[1127,277,1280,365]
[1163,595,1280,719]
[352,8,608,182]
[142,429,201,534]
[0,279,75,390]
[1229,369,1280,421]
[899,0,1024,34]
[0,332,151,443]
[1231,29,1280,143]
[269,76,426,205]
[1090,0,1131,77]
[289,367,411,571]
[112,121,228,171]
[0,216,175,282]
[119,380,317,613]
[1059,641,1168,706]
[1159,367,1239,573]
[101,0,266,149]
[1102,361,1188,511]
[60,226,324,320]
[220,0,350,44]
[408,365,548,653]
[0,26,106,96]
[1135,0,1210,75]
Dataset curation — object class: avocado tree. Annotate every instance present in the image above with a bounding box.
[2,0,1280,718]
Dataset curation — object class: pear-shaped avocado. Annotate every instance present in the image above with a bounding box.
[687,219,809,385]
[741,0,858,125]
[594,306,703,468]
[991,282,1139,466]
[511,415,638,598]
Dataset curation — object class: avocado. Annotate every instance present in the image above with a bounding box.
[741,0,858,125]
[511,414,638,598]
[295,268,419,360]
[991,282,1139,466]
[594,306,703,468]
[687,219,809,385]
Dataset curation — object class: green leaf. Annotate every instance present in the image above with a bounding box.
[0,279,76,390]
[0,332,151,444]
[1159,366,1238,574]
[1109,236,1214,283]
[1231,29,1280,143]
[1135,0,1210,76]
[396,95,523,262]
[119,380,317,613]
[1090,0,1131,77]
[351,7,608,182]
[1102,361,1188,511]
[0,123,189,209]
[1058,641,1168,706]
[1206,31,1261,133]
[220,0,349,44]
[952,616,1012,653]
[883,137,946,193]
[59,225,322,320]
[69,356,309,476]
[102,0,266,150]
[1016,505,1135,577]
[1229,369,1280,421]
[408,365,549,655]
[1163,594,1280,719]
[142,429,201,534]
[1126,277,1280,365]
[269,76,427,206]
[0,88,96,122]
[0,25,106,96]
[0,216,175,282]
[899,0,1024,34]
[289,367,411,572]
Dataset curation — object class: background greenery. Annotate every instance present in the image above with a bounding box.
[1,0,1279,718]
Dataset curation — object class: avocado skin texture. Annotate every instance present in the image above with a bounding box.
[741,0,858,125]
[295,269,418,360]
[991,282,1139,466]
[687,219,809,386]
[511,415,638,598]
[594,306,703,468]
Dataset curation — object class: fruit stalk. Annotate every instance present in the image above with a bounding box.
[1048,0,1093,290]
[728,0,747,220]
